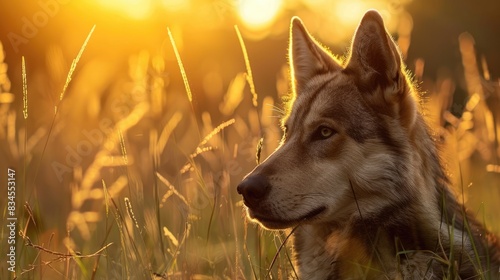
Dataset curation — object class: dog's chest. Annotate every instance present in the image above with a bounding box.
[293,226,343,279]
[294,226,391,279]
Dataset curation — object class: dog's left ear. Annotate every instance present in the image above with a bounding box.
[289,17,342,95]
[346,10,415,126]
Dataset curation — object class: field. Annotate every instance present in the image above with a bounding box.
[1,0,499,279]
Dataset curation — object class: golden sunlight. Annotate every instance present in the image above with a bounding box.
[4,0,499,278]
[97,0,152,19]
[335,0,368,28]
[162,0,190,12]
[237,0,283,31]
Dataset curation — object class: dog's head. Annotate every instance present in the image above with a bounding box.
[237,10,419,229]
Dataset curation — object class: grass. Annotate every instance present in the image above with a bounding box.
[1,18,499,280]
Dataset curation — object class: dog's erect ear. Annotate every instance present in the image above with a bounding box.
[346,10,416,127]
[347,10,402,92]
[289,17,341,94]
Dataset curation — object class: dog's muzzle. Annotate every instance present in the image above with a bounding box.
[236,175,271,209]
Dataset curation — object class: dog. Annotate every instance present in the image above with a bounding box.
[237,10,500,279]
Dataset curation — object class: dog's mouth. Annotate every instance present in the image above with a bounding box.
[248,206,327,229]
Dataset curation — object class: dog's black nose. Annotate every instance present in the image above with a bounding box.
[237,175,271,208]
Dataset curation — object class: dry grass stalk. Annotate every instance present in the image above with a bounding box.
[59,25,95,103]
[180,118,235,173]
[235,25,258,108]
[22,56,28,119]
[168,28,192,103]
[124,197,140,229]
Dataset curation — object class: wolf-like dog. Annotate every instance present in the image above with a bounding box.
[237,10,500,279]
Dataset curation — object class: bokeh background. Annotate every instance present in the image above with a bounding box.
[1,0,499,278]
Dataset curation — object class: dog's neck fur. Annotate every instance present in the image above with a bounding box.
[293,116,500,279]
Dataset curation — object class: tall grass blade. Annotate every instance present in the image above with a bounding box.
[163,226,179,247]
[124,197,139,229]
[199,118,235,147]
[267,226,297,277]
[156,111,182,155]
[234,25,258,108]
[59,25,96,102]
[30,26,95,200]
[256,137,263,164]
[118,129,129,165]
[102,180,110,217]
[181,119,235,173]
[91,223,114,280]
[156,172,189,207]
[167,28,192,103]
[21,57,29,251]
[22,56,28,119]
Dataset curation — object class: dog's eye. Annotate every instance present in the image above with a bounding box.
[320,127,333,138]
[315,126,335,140]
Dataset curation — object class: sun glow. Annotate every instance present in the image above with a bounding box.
[237,0,282,31]
[162,0,190,12]
[335,0,368,27]
[97,0,152,19]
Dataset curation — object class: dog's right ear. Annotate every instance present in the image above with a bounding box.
[289,17,341,95]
